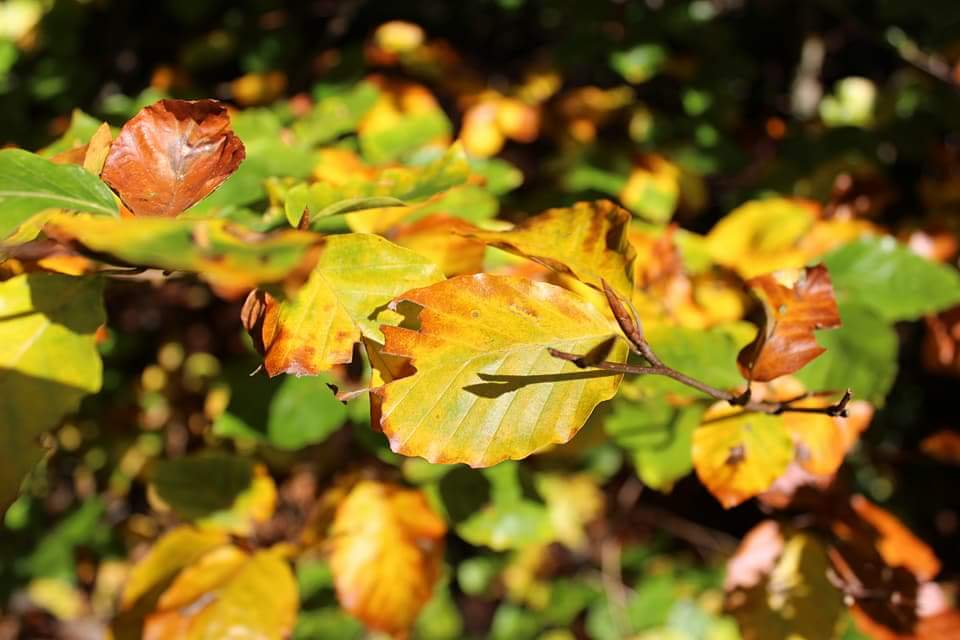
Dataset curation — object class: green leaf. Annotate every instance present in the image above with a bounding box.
[823,236,960,321]
[640,326,744,395]
[360,109,452,163]
[0,149,118,239]
[293,82,379,146]
[38,110,103,157]
[606,399,703,491]
[0,274,104,512]
[284,183,309,227]
[149,453,254,520]
[467,156,524,195]
[437,464,553,551]
[407,184,498,223]
[610,44,667,84]
[795,303,898,405]
[213,370,349,450]
[313,196,405,219]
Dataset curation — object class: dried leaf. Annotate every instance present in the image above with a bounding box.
[330,481,446,636]
[101,99,245,217]
[738,264,841,382]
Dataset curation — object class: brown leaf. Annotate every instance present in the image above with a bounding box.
[920,430,960,465]
[101,99,245,217]
[737,264,841,382]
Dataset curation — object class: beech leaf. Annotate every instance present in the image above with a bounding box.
[330,481,446,635]
[737,264,841,382]
[244,233,444,376]
[462,199,637,298]
[376,274,627,467]
[101,99,246,217]
[692,405,793,508]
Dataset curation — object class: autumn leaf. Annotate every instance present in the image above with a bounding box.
[376,274,627,467]
[329,481,446,636]
[42,213,324,295]
[143,546,297,640]
[101,99,245,217]
[462,199,637,298]
[692,404,793,508]
[737,264,841,382]
[244,233,444,376]
[783,397,873,476]
[725,521,846,640]
[391,214,486,276]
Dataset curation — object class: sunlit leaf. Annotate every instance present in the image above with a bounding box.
[376,274,627,467]
[692,405,793,508]
[462,199,637,297]
[0,149,118,239]
[144,546,297,640]
[43,213,324,294]
[244,233,443,376]
[0,274,103,512]
[738,265,841,382]
[330,481,446,635]
[823,236,960,321]
[101,99,245,217]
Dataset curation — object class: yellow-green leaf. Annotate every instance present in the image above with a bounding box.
[377,274,627,467]
[463,199,636,298]
[42,213,324,294]
[692,405,793,508]
[0,274,104,512]
[248,233,443,376]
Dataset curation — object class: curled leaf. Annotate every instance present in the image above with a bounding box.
[101,99,245,217]
[738,264,841,382]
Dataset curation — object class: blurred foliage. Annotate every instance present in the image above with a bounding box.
[2,1,960,639]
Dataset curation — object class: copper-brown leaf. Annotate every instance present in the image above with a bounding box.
[101,99,245,217]
[737,264,841,382]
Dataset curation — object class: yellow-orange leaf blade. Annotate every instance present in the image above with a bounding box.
[692,405,794,508]
[377,274,627,467]
[330,481,446,636]
[246,233,444,376]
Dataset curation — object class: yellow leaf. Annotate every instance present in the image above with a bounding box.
[377,274,627,466]
[330,481,446,636]
[144,546,298,640]
[462,199,637,299]
[706,198,818,279]
[121,526,229,609]
[692,405,793,508]
[783,399,873,476]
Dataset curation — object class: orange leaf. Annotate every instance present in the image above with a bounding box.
[737,264,841,382]
[847,495,941,582]
[101,99,245,217]
[920,430,960,465]
[783,398,873,476]
[330,481,446,636]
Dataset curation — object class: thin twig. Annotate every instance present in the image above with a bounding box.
[548,348,852,417]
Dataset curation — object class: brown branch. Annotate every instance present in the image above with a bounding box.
[548,348,852,417]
